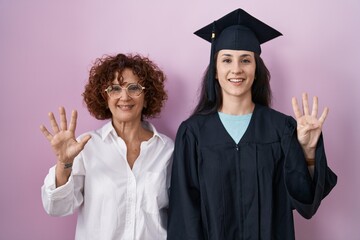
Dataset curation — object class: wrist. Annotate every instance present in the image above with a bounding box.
[56,161,73,170]
[302,146,315,159]
[55,161,72,187]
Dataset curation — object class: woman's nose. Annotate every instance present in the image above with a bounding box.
[231,63,243,74]
[119,88,131,100]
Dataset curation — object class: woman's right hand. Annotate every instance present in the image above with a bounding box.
[40,107,91,174]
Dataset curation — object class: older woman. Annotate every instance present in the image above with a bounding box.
[41,53,173,240]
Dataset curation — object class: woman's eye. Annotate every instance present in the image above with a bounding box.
[222,58,231,63]
[128,85,140,91]
[112,86,121,92]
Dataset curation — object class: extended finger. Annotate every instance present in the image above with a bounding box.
[48,112,60,133]
[302,93,310,116]
[69,110,78,132]
[292,97,302,119]
[40,124,53,141]
[318,107,329,125]
[59,106,67,131]
[311,96,318,118]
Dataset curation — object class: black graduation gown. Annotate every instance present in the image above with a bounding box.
[167,104,337,240]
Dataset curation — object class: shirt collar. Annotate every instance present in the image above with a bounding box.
[100,121,165,144]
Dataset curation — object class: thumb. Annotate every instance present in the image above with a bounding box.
[300,123,320,135]
[79,135,92,149]
[307,122,320,131]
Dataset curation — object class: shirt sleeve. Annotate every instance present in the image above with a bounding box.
[167,122,205,240]
[41,154,85,217]
[282,117,337,219]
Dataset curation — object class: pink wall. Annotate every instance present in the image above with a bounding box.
[1,1,359,239]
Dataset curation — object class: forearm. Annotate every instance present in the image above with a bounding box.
[302,146,316,178]
[301,146,315,162]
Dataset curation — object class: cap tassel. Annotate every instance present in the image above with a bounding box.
[207,22,217,103]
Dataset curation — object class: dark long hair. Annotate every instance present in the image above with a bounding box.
[192,53,272,115]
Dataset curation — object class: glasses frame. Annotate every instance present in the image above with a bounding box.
[105,83,145,99]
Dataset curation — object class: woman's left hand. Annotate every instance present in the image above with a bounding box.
[292,93,329,158]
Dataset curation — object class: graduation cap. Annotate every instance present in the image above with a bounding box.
[194,8,282,102]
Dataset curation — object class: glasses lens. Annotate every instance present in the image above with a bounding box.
[112,85,122,97]
[127,84,143,97]
[105,85,121,98]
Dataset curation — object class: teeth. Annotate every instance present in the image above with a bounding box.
[118,105,133,110]
[229,79,243,83]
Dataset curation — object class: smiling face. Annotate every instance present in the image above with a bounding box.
[107,68,145,125]
[216,49,256,103]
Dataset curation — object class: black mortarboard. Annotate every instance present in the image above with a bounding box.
[194,8,282,102]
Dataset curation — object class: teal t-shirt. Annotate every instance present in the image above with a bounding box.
[218,112,252,143]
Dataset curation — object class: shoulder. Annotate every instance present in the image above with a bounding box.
[158,132,175,149]
[256,104,286,117]
[256,104,295,124]
[254,105,296,137]
[178,113,216,133]
[145,121,174,149]
[183,112,217,127]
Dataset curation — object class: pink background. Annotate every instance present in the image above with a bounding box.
[1,0,359,239]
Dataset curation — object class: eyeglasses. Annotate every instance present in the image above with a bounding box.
[105,83,145,99]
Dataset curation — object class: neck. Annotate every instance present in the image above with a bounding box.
[112,120,146,143]
[220,96,255,115]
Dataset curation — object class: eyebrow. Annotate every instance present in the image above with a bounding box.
[111,81,137,86]
[220,53,252,57]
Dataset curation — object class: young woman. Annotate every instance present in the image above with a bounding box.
[167,9,337,240]
[41,53,173,240]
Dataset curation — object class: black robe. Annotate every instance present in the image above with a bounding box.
[167,104,337,240]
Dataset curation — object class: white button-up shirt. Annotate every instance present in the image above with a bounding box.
[41,121,174,240]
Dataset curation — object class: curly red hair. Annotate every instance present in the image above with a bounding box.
[82,53,167,120]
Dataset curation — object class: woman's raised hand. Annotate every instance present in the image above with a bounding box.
[40,107,91,165]
[291,93,329,158]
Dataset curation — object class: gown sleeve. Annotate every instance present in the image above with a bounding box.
[282,117,337,219]
[167,122,205,240]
